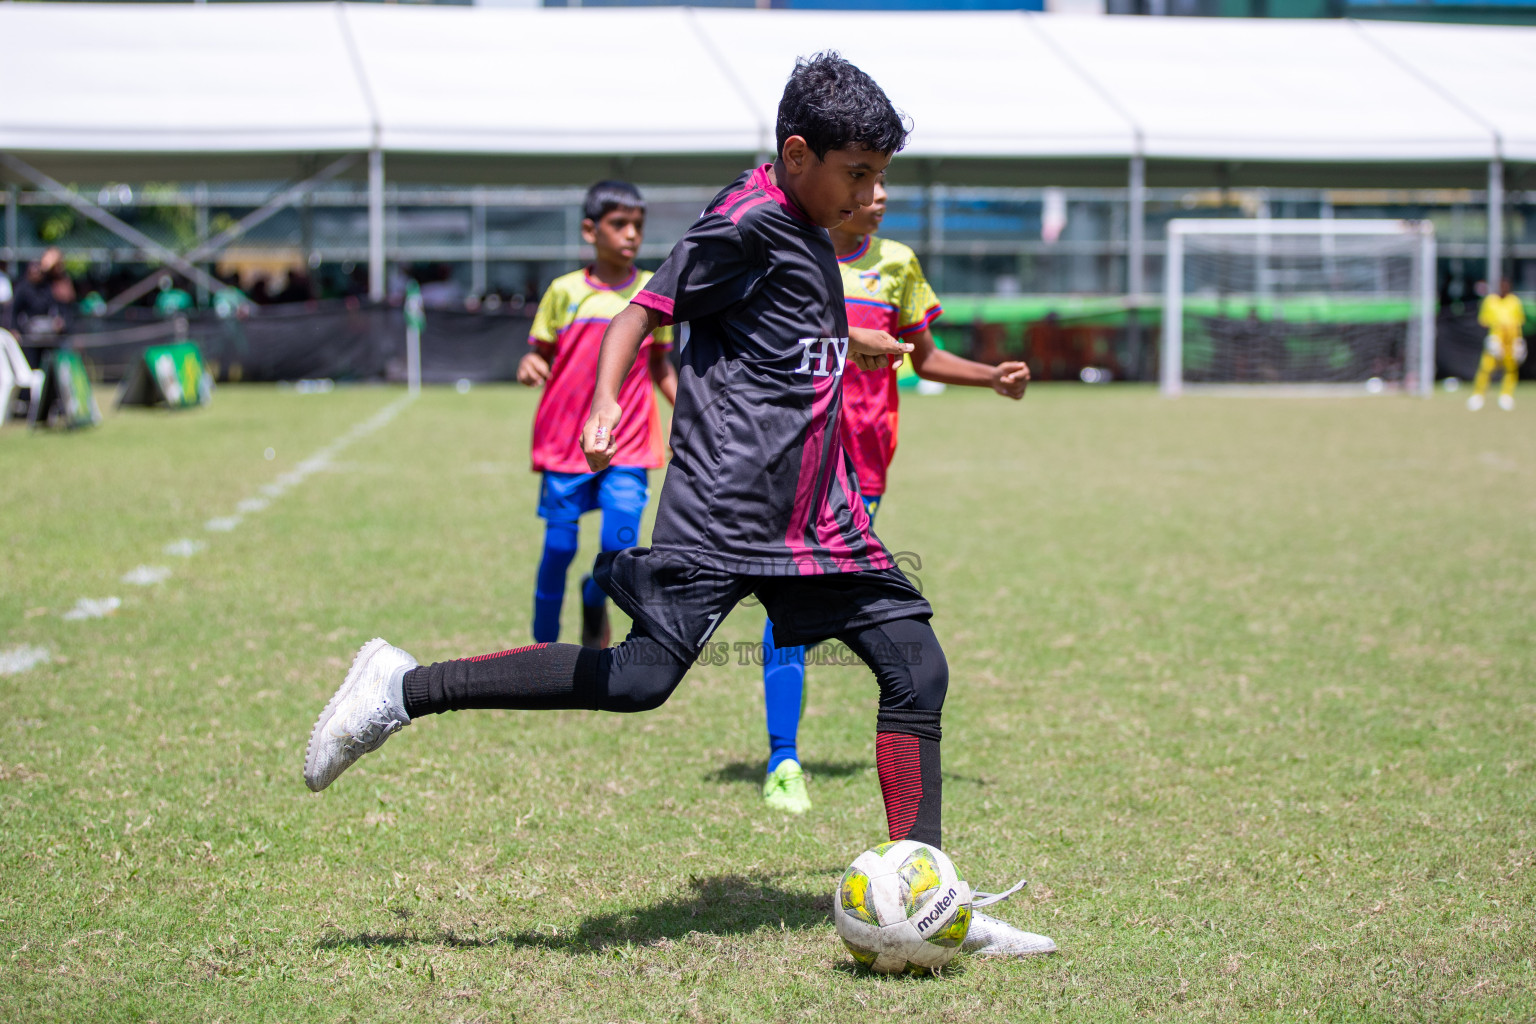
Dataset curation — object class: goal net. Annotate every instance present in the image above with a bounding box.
[1160,219,1436,396]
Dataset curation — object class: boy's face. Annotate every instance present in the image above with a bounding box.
[835,177,887,238]
[582,206,645,267]
[779,137,892,231]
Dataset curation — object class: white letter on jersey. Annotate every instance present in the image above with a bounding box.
[794,337,849,378]
[830,336,848,376]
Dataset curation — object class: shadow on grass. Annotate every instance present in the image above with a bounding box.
[315,874,834,955]
[830,957,971,981]
[704,760,866,784]
[705,760,988,788]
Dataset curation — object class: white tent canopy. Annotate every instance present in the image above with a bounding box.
[1,4,1524,299]
[2,3,1533,182]
[1,3,375,156]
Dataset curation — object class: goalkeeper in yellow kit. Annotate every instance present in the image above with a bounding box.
[1468,278,1525,412]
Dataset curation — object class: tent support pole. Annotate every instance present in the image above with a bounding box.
[194,183,210,308]
[471,190,487,298]
[0,153,224,296]
[1487,157,1503,286]
[1126,154,1146,363]
[369,147,385,303]
[99,154,358,315]
[4,185,17,265]
[925,178,944,291]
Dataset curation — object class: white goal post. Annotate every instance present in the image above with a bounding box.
[1161,219,1437,397]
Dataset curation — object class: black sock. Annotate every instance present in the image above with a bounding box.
[402,642,603,716]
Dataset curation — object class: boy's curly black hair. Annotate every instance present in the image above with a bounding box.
[775,52,909,161]
[583,180,645,223]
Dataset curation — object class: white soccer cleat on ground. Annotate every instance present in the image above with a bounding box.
[1467,393,1485,411]
[1498,393,1515,412]
[304,638,417,792]
[962,911,1058,958]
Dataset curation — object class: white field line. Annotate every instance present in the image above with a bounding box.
[197,394,414,534]
[57,393,415,621]
[121,565,172,586]
[62,597,121,621]
[0,645,51,675]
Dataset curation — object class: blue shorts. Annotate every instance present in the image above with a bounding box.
[538,465,650,529]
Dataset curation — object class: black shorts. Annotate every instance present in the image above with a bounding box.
[594,547,933,663]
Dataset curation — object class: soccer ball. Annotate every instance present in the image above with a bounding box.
[833,840,972,974]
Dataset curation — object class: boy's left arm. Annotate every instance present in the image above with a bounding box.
[908,328,1029,399]
[894,250,1026,399]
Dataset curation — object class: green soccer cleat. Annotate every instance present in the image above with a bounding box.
[763,759,811,815]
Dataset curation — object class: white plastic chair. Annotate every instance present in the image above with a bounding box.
[0,328,44,426]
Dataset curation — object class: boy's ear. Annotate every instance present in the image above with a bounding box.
[580,218,597,245]
[781,135,811,175]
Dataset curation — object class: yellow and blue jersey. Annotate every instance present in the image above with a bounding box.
[527,266,672,474]
[837,236,942,497]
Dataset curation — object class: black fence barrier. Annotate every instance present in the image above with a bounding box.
[941,309,1488,385]
[48,300,535,385]
[1435,310,1496,381]
[43,301,1487,388]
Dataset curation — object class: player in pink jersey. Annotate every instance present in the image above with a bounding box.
[759,177,1030,815]
[517,181,676,649]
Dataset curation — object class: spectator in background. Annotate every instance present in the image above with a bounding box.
[276,269,315,305]
[13,258,66,338]
[43,248,75,309]
[419,263,463,310]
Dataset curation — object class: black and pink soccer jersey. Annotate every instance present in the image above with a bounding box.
[631,165,892,578]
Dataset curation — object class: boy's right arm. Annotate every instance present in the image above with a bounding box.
[521,282,563,387]
[583,303,664,470]
[517,346,553,386]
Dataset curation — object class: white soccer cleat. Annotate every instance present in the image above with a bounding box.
[1498,393,1515,412]
[304,638,417,792]
[962,911,1058,958]
[1467,393,1485,411]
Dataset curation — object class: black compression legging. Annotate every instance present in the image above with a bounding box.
[401,617,948,846]
[402,616,946,716]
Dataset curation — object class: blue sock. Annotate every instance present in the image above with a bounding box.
[585,493,643,607]
[762,616,806,773]
[533,520,578,642]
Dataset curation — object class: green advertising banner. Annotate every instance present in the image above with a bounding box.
[117,341,213,410]
[38,349,101,429]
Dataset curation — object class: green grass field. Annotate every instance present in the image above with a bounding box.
[2,383,1532,1022]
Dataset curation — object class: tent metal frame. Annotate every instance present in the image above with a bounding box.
[100,154,359,314]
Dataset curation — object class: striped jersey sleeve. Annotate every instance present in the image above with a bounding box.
[634,214,762,326]
[894,251,942,338]
[528,277,568,347]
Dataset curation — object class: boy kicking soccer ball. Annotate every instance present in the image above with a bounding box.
[760,176,1030,816]
[517,181,676,647]
[304,53,1053,959]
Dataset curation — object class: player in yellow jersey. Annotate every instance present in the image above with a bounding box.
[1468,278,1525,412]
[517,181,676,647]
[759,177,1030,815]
